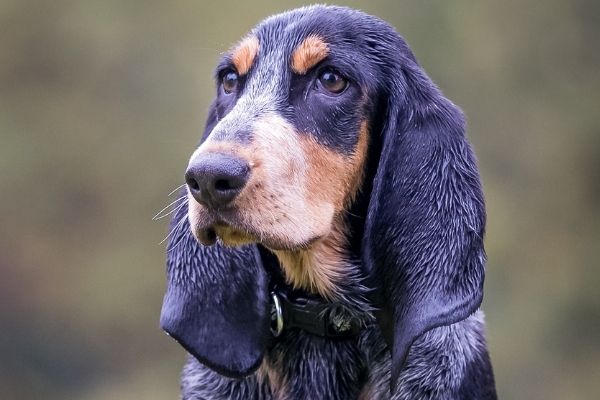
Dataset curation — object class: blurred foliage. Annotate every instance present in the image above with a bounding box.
[1,0,598,399]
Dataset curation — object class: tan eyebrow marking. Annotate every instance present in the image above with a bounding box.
[231,36,259,75]
[291,35,330,74]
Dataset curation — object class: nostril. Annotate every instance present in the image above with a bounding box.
[186,153,250,207]
[185,174,200,191]
[215,178,234,192]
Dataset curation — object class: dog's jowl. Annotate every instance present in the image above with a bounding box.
[160,5,496,400]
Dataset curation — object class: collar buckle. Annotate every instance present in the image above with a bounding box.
[270,292,284,337]
[269,289,361,339]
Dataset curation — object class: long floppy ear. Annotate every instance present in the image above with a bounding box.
[362,60,486,388]
[159,199,269,377]
[160,101,270,377]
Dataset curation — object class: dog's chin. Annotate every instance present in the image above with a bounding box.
[191,221,324,251]
[213,225,257,247]
[193,226,218,246]
[190,225,251,247]
[188,204,329,250]
[262,234,323,251]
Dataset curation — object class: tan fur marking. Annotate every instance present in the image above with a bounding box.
[301,122,369,212]
[273,216,350,300]
[187,116,371,299]
[273,122,370,299]
[257,360,289,400]
[224,115,333,249]
[291,35,329,74]
[231,36,259,75]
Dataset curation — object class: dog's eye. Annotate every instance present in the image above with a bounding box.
[222,70,239,94]
[318,69,347,94]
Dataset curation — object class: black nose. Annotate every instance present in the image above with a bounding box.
[185,153,250,208]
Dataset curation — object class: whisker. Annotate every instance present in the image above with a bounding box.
[168,183,186,197]
[167,235,186,253]
[154,200,188,221]
[152,196,187,220]
[160,213,188,246]
[167,216,191,253]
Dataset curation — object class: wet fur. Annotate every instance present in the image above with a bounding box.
[161,5,497,399]
[180,312,493,400]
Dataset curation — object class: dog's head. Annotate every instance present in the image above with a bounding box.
[161,5,486,386]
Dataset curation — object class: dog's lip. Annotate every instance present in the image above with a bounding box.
[194,210,250,246]
[192,208,324,250]
[191,209,224,246]
[197,226,218,246]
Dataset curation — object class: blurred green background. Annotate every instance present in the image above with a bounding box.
[1,0,598,399]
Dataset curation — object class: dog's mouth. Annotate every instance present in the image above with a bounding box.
[197,223,321,251]
[196,225,218,246]
[186,179,334,251]
[209,223,256,247]
[191,208,323,251]
[191,209,254,246]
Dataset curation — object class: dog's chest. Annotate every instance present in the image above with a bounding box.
[253,328,383,400]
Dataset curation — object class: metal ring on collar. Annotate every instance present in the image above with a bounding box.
[270,292,284,337]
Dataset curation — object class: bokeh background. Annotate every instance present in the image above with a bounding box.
[1,0,598,398]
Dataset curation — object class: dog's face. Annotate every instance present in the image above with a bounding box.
[185,19,377,251]
[162,5,487,387]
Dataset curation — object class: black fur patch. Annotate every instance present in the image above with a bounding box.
[162,5,496,399]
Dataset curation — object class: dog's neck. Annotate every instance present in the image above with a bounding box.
[271,215,360,303]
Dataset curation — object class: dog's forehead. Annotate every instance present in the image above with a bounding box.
[253,6,351,50]
[248,13,333,83]
[226,7,374,103]
[223,6,371,74]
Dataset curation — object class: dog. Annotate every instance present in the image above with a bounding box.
[160,5,496,399]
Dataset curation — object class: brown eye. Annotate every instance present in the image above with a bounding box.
[222,70,239,93]
[318,69,347,94]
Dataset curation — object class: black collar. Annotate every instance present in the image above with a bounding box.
[259,245,363,339]
[269,287,362,339]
